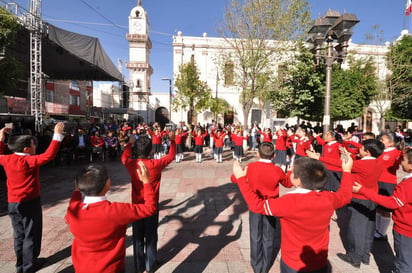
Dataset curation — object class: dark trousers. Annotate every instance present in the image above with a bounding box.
[132,211,159,272]
[249,211,280,273]
[345,198,376,264]
[324,170,342,192]
[393,230,412,273]
[280,259,330,273]
[8,197,42,273]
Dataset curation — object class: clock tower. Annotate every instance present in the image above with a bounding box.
[126,0,153,119]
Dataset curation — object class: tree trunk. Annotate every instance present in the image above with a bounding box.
[242,104,252,130]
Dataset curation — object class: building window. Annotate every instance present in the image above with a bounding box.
[70,95,80,106]
[69,80,80,91]
[45,90,54,102]
[224,62,234,85]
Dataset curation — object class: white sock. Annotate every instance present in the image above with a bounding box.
[379,216,392,237]
[219,154,222,162]
[375,213,382,233]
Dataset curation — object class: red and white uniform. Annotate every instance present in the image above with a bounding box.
[378,147,402,184]
[359,174,412,238]
[65,186,156,273]
[234,172,353,271]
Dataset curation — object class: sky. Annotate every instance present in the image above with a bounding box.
[9,0,412,93]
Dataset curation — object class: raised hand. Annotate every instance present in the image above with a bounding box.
[136,161,150,184]
[54,122,65,134]
[352,182,362,193]
[233,161,247,179]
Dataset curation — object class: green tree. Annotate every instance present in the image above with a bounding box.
[330,57,378,121]
[173,61,212,124]
[0,7,23,95]
[217,0,311,128]
[272,42,325,120]
[209,97,230,120]
[386,34,412,120]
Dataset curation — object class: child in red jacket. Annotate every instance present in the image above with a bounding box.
[232,153,354,273]
[213,129,227,163]
[0,122,65,273]
[231,142,292,273]
[354,149,412,273]
[65,162,156,273]
[121,131,176,273]
[192,128,207,163]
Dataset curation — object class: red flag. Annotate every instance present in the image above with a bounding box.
[406,0,412,15]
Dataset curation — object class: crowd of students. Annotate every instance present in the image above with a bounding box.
[0,119,411,273]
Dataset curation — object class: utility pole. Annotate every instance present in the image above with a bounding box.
[29,0,43,133]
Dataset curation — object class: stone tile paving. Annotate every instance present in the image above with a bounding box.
[0,149,397,273]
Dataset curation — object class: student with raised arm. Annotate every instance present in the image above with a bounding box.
[232,153,354,273]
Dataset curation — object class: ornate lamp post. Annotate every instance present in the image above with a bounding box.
[307,10,359,135]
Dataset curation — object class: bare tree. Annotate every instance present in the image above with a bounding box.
[216,0,310,128]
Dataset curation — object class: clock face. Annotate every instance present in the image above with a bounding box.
[133,21,143,32]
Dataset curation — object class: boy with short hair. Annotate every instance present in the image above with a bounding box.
[0,122,65,273]
[353,149,412,273]
[231,142,292,273]
[232,154,354,273]
[307,139,384,267]
[121,131,176,273]
[65,162,156,273]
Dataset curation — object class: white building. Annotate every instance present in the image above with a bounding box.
[93,83,122,108]
[170,30,409,134]
[125,1,153,121]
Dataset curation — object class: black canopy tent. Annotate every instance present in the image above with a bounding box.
[43,23,123,81]
[6,22,122,86]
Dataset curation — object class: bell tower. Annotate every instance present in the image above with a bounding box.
[126,0,153,117]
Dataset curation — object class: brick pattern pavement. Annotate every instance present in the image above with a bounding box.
[0,149,397,273]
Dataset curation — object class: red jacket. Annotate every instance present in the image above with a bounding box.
[192,131,207,146]
[232,133,248,146]
[359,175,412,238]
[148,129,166,145]
[258,129,273,143]
[234,172,353,271]
[275,129,287,150]
[213,133,227,148]
[0,135,63,202]
[65,186,156,273]
[291,135,311,157]
[316,137,342,172]
[378,147,402,184]
[91,136,104,147]
[231,160,292,213]
[121,141,176,205]
[175,132,188,145]
[319,156,382,200]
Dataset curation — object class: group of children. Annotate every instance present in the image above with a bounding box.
[1,120,411,273]
[231,126,411,273]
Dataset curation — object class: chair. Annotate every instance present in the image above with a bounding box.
[90,147,105,162]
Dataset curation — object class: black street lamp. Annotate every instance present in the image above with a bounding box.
[307,10,359,135]
[161,78,172,122]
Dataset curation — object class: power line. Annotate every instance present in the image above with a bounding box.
[78,0,124,31]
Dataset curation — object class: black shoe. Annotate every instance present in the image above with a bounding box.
[337,253,360,268]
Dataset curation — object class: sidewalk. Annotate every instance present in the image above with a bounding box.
[0,149,396,273]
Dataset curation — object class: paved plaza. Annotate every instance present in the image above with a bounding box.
[0,149,396,273]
